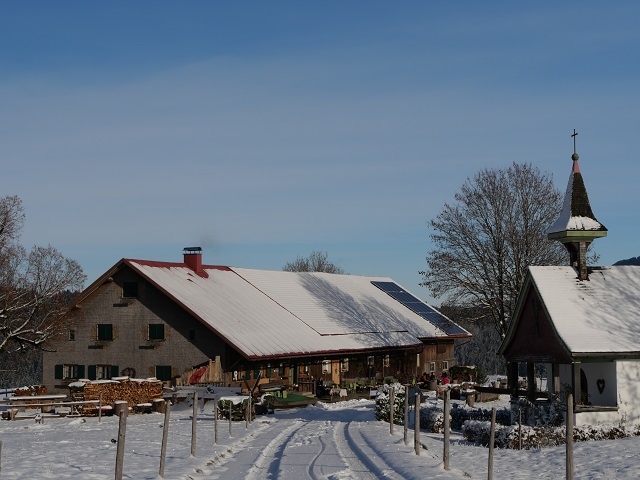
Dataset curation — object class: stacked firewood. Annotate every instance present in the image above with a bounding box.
[14,385,47,396]
[78,378,163,414]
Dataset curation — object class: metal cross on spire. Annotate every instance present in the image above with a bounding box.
[571,129,578,155]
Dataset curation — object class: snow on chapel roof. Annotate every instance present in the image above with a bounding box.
[529,265,640,355]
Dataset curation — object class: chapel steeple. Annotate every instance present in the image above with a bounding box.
[547,130,607,280]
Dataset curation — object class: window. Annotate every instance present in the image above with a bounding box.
[97,365,112,379]
[68,329,75,341]
[148,324,165,340]
[155,365,172,381]
[88,365,119,380]
[55,364,85,380]
[383,354,390,368]
[340,358,349,372]
[322,360,331,374]
[122,281,139,298]
[367,356,375,366]
[429,362,436,373]
[442,361,449,371]
[97,324,113,341]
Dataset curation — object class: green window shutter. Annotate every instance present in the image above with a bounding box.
[149,324,164,340]
[111,365,119,378]
[254,368,260,380]
[245,370,251,380]
[77,365,85,379]
[155,366,171,381]
[97,324,113,340]
[54,365,63,379]
[266,367,272,378]
[88,365,97,380]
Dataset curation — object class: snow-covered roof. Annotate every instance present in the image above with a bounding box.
[124,260,469,360]
[528,265,640,355]
[547,155,606,236]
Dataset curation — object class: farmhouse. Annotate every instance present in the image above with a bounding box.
[43,249,470,394]
[499,144,640,425]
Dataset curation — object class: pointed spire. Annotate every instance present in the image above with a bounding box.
[547,131,607,280]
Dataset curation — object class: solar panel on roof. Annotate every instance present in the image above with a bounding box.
[388,291,421,303]
[371,281,468,336]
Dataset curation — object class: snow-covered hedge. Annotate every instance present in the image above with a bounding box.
[420,406,445,433]
[462,421,640,449]
[374,383,406,424]
[418,404,511,433]
[450,405,511,430]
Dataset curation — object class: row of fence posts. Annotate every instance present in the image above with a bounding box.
[115,391,255,480]
[390,386,576,480]
[0,387,577,478]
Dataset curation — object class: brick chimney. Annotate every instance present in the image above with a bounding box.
[183,247,207,277]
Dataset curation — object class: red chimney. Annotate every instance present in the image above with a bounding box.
[183,247,207,277]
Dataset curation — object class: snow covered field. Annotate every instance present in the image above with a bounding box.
[1,397,639,479]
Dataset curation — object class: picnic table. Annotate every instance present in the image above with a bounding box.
[330,388,348,400]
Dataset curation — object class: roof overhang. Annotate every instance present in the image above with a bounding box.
[547,230,607,242]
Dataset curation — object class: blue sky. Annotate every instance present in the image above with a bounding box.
[2,2,640,304]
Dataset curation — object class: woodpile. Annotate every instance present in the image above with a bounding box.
[73,377,163,415]
[14,385,47,396]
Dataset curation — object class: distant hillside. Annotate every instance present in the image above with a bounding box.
[614,256,640,266]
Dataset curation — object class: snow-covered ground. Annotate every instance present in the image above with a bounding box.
[0,397,638,479]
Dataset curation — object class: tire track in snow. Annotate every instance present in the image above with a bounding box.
[307,431,327,480]
[332,421,404,480]
[244,420,305,480]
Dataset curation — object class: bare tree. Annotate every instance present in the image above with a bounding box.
[0,195,86,353]
[283,250,345,274]
[420,163,566,338]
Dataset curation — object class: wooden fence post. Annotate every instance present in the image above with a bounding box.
[98,393,103,423]
[518,409,522,450]
[488,406,496,480]
[159,400,171,478]
[245,398,249,429]
[114,403,128,480]
[191,392,198,457]
[444,389,450,471]
[0,440,2,474]
[228,401,232,436]
[566,392,574,480]
[414,393,420,455]
[389,387,395,435]
[404,384,409,445]
[214,401,219,445]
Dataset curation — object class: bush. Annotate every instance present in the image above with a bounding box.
[462,421,640,449]
[420,406,445,433]
[450,404,511,430]
[374,383,406,424]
